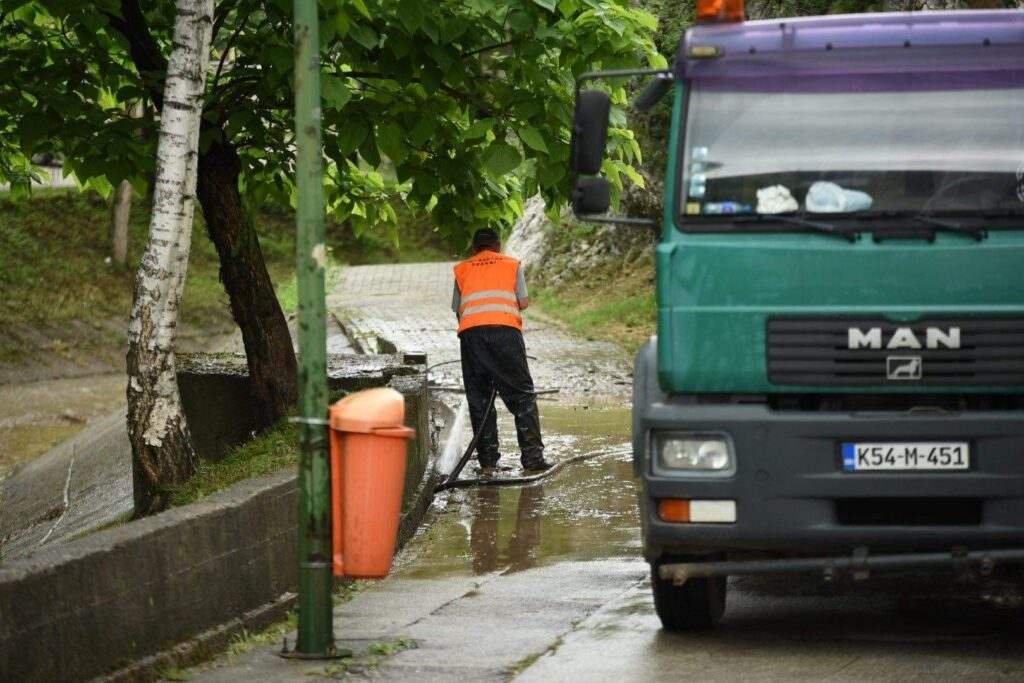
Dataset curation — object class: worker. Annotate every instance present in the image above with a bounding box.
[452,228,551,476]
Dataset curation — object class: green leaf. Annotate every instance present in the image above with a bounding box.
[334,10,350,36]
[409,117,435,147]
[621,164,645,188]
[516,126,548,153]
[537,162,564,187]
[649,52,668,70]
[349,24,378,50]
[377,122,408,165]
[464,118,493,140]
[532,0,557,10]
[388,34,412,58]
[360,128,381,166]
[348,0,372,20]
[482,142,522,177]
[266,44,292,72]
[425,43,453,74]
[397,0,424,34]
[337,118,368,154]
[321,75,351,110]
[420,18,439,43]
[634,10,658,31]
[18,115,47,153]
[225,110,254,139]
[557,0,578,17]
[508,10,533,33]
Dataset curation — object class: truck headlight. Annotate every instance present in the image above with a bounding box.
[656,433,734,473]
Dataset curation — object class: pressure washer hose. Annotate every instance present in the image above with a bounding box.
[435,451,608,491]
[433,388,608,493]
[436,387,497,492]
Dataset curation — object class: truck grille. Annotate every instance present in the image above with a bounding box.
[767,316,1024,386]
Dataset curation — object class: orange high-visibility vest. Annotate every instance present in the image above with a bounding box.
[453,250,523,334]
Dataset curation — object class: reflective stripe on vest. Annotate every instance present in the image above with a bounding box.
[453,251,522,334]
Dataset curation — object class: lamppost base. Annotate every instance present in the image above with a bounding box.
[277,637,353,660]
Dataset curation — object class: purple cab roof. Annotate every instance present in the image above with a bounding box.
[676,10,1024,90]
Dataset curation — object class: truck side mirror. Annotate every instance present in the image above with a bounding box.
[633,74,674,112]
[570,90,610,175]
[572,176,611,215]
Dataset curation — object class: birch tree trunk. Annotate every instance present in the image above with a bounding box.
[126,0,213,515]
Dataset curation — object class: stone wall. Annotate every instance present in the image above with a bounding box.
[0,469,299,682]
[504,195,655,288]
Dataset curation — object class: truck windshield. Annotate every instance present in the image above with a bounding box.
[679,84,1024,221]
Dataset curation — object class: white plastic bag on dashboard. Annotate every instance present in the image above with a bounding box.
[805,181,873,213]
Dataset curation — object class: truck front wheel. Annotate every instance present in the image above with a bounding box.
[650,560,727,631]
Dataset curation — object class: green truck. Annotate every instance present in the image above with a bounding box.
[570,7,1024,630]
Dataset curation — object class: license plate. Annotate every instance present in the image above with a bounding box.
[841,442,970,472]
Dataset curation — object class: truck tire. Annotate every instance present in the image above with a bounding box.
[650,561,727,631]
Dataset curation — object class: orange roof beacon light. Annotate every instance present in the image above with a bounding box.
[697,0,745,24]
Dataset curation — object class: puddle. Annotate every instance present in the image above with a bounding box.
[396,404,641,578]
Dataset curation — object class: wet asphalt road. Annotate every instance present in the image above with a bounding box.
[191,402,1024,682]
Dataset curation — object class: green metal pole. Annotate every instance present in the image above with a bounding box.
[293,0,333,656]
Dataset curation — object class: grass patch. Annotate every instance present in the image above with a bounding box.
[223,609,299,660]
[508,633,565,676]
[0,190,455,366]
[274,261,346,315]
[168,420,298,507]
[366,636,417,657]
[305,636,417,679]
[526,216,656,354]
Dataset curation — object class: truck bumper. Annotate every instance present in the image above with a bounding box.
[634,340,1024,561]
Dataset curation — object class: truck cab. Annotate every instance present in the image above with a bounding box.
[571,7,1024,630]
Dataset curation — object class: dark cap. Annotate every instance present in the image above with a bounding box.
[472,228,500,251]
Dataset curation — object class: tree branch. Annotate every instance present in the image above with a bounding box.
[209,19,246,96]
[211,0,240,41]
[461,40,518,58]
[104,0,168,109]
[337,70,496,118]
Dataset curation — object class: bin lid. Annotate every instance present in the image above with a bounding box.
[329,387,408,434]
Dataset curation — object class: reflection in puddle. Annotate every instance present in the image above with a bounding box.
[397,405,640,579]
[470,484,544,574]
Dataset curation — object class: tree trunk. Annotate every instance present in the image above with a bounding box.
[110,180,133,265]
[126,0,213,516]
[110,102,144,266]
[196,139,298,429]
[108,0,295,435]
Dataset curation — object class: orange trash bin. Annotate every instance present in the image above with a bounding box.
[329,387,416,578]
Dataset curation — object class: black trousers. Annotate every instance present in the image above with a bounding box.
[459,325,545,466]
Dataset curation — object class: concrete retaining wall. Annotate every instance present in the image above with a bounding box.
[0,353,441,682]
[177,352,429,462]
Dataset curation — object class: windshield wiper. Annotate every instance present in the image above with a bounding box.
[911,214,987,241]
[734,214,858,242]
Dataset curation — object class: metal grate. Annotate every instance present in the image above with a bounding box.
[767,316,1024,386]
